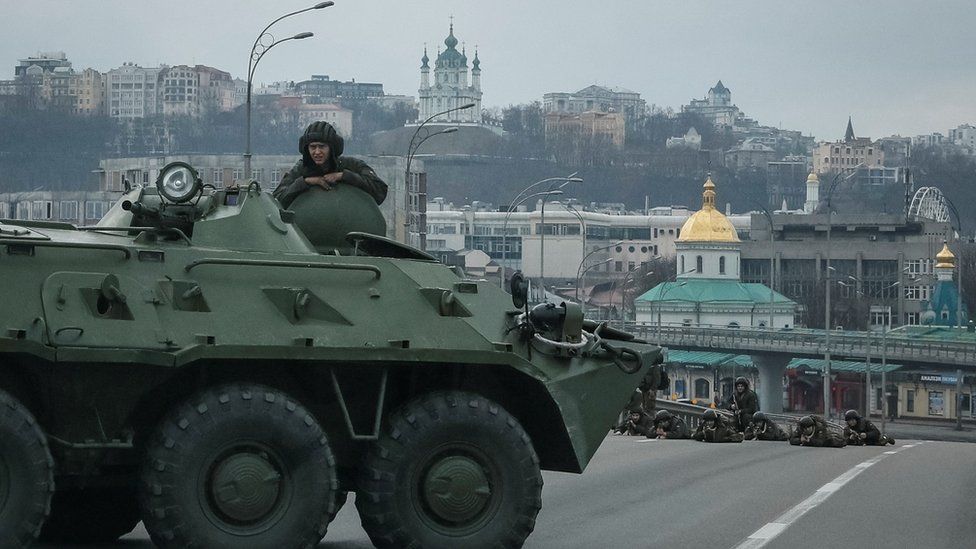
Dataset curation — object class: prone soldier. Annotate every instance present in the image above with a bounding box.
[743,411,789,441]
[614,408,654,437]
[692,409,743,443]
[652,409,690,439]
[789,415,847,448]
[843,409,896,446]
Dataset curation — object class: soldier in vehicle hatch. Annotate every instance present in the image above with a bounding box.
[843,409,896,446]
[652,409,690,439]
[743,412,789,441]
[727,376,759,433]
[273,121,388,209]
[789,415,847,447]
[692,409,743,443]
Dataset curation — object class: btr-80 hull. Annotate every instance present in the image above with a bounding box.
[0,172,660,548]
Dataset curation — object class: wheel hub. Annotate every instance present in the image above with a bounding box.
[209,451,282,524]
[422,455,492,525]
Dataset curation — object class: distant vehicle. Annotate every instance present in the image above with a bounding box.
[0,162,662,548]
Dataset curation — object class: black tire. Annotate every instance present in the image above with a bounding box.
[38,487,141,544]
[357,391,543,549]
[0,388,54,548]
[140,383,338,549]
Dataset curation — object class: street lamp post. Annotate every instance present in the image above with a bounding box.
[655,280,689,338]
[579,258,613,315]
[822,165,863,418]
[940,196,965,431]
[244,2,331,180]
[500,190,564,294]
[405,103,475,250]
[404,126,458,248]
[750,201,776,329]
[575,240,624,301]
[500,174,581,289]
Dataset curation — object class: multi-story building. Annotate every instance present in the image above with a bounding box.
[425,199,751,284]
[161,65,199,116]
[417,24,482,124]
[294,75,385,101]
[0,190,118,225]
[682,81,741,128]
[544,110,626,147]
[877,135,912,167]
[949,123,976,152]
[14,51,71,77]
[913,133,944,148]
[543,85,646,123]
[72,68,105,115]
[106,63,164,118]
[812,118,885,174]
[767,156,809,211]
[724,139,777,170]
[96,154,411,243]
[742,207,956,330]
[294,102,354,138]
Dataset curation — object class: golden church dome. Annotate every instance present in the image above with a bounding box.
[807,171,819,183]
[936,242,956,269]
[677,176,740,243]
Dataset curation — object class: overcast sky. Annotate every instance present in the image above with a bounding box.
[2,0,974,139]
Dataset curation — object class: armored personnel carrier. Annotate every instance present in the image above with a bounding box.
[0,162,662,548]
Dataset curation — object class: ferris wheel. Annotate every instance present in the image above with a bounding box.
[907,186,950,222]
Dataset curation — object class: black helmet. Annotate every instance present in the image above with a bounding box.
[703,409,719,421]
[654,409,672,423]
[752,411,768,423]
[299,121,344,167]
[844,409,861,422]
[735,376,749,388]
[798,416,815,429]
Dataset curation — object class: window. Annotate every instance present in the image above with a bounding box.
[905,312,920,325]
[233,169,243,183]
[928,391,944,416]
[719,256,726,275]
[85,201,108,221]
[252,169,263,184]
[31,201,53,220]
[271,169,282,183]
[696,256,703,273]
[213,169,223,187]
[16,202,30,220]
[680,256,685,272]
[906,390,915,413]
[694,379,710,399]
[614,261,623,272]
[59,201,78,221]
[870,308,891,328]
[0,202,7,219]
[904,285,933,301]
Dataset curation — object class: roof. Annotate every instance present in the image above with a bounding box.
[666,350,755,368]
[635,279,795,305]
[677,176,740,243]
[666,350,902,373]
[789,358,901,374]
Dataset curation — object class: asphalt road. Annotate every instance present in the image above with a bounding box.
[46,436,976,549]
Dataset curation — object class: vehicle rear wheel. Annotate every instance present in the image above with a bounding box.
[0,388,54,548]
[140,383,338,549]
[357,391,543,549]
[39,487,140,543]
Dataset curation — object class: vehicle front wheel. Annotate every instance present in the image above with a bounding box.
[0,388,54,548]
[357,391,543,549]
[140,383,338,549]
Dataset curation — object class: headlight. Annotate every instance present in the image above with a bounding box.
[156,162,201,203]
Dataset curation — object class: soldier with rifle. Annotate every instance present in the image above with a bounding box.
[692,409,743,443]
[652,409,690,439]
[843,409,896,446]
[743,411,790,441]
[789,415,847,447]
[727,376,759,433]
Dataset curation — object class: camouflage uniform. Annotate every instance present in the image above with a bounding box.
[652,411,690,439]
[273,121,388,208]
[692,411,744,443]
[844,416,895,446]
[614,410,654,437]
[789,415,847,448]
[743,412,789,441]
[728,377,759,433]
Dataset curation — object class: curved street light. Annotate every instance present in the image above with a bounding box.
[244,2,332,179]
[405,104,474,250]
[575,240,624,300]
[499,189,564,295]
[499,174,582,289]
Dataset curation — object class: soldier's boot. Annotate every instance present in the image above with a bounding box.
[885,435,896,445]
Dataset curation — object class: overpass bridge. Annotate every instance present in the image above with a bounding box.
[621,322,976,414]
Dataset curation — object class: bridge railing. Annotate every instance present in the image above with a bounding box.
[622,322,976,366]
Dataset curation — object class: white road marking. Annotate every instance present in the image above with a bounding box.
[730,441,922,549]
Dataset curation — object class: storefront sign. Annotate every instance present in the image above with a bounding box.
[920,374,958,385]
